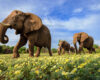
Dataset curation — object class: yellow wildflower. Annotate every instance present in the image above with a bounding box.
[35,70,39,75]
[65,59,69,62]
[62,71,67,76]
[55,69,59,72]
[0,70,2,73]
[15,70,21,75]
[78,62,87,68]
[98,69,100,72]
[60,67,63,70]
[14,64,19,68]
[71,68,77,74]
[40,75,42,78]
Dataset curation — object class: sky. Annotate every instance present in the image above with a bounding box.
[0,0,100,48]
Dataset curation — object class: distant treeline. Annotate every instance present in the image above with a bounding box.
[0,45,57,54]
[0,44,100,54]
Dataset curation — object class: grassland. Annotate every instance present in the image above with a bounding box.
[0,53,100,80]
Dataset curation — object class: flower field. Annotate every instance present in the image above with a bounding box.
[0,53,100,80]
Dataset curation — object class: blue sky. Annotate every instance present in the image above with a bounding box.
[0,0,100,48]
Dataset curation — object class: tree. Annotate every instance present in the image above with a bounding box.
[93,44,99,48]
[52,48,57,53]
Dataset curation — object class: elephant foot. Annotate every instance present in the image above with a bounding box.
[12,53,20,58]
[29,54,34,57]
[50,54,52,56]
[35,53,40,57]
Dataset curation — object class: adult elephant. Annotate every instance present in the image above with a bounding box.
[0,10,52,58]
[58,40,70,55]
[73,32,95,54]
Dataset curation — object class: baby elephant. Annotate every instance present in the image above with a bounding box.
[58,40,70,55]
[70,46,75,53]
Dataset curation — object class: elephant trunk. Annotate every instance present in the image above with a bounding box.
[73,38,78,54]
[58,47,61,55]
[0,23,10,44]
[74,43,78,54]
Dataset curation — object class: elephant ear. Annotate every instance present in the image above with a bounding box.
[62,41,66,47]
[73,33,78,44]
[24,13,42,33]
[80,32,89,42]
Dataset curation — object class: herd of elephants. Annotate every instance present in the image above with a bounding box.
[0,10,96,58]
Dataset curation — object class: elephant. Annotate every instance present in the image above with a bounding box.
[0,10,52,58]
[58,40,70,55]
[73,32,96,54]
[70,46,75,53]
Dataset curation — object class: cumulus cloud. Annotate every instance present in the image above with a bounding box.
[43,14,100,48]
[0,0,67,20]
[43,14,100,31]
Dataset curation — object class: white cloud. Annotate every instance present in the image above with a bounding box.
[0,0,67,20]
[73,8,83,13]
[43,14,100,31]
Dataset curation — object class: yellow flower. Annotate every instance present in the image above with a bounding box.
[78,62,87,68]
[60,67,63,70]
[71,68,77,74]
[40,75,42,78]
[98,69,100,72]
[55,69,59,72]
[0,70,2,73]
[65,59,69,63]
[0,59,3,64]
[35,70,39,75]
[15,70,21,75]
[14,64,19,68]
[62,71,67,76]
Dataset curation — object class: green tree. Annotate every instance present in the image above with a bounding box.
[52,48,57,53]
[93,44,99,48]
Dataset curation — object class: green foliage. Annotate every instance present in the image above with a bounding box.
[19,47,27,53]
[52,48,57,53]
[93,44,99,48]
[0,53,100,80]
[0,45,27,54]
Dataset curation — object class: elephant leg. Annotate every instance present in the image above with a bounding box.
[87,48,92,53]
[79,43,84,54]
[13,35,27,58]
[48,47,52,56]
[68,49,70,54]
[35,47,42,57]
[28,41,34,57]
[62,48,65,54]
[92,48,96,53]
[58,48,61,55]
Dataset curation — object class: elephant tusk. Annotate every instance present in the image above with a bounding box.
[0,23,10,27]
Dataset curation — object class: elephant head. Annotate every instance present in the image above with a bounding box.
[58,40,65,55]
[0,10,42,44]
[73,32,89,53]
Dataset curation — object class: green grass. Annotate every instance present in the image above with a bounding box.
[0,53,100,80]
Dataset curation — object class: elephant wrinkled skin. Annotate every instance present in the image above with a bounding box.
[73,32,96,54]
[0,10,52,58]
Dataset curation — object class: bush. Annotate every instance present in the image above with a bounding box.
[52,48,57,53]
[93,44,99,48]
